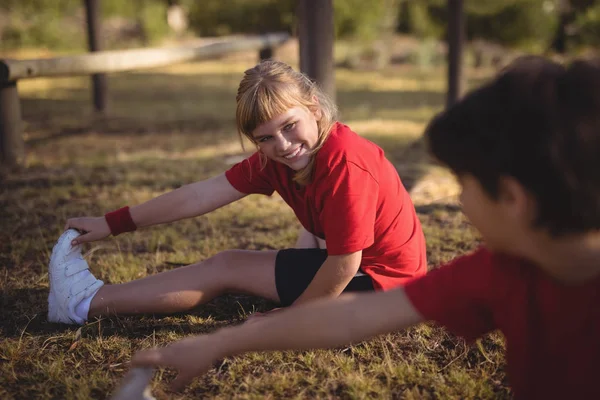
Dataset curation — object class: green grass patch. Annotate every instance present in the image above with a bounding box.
[0,58,509,399]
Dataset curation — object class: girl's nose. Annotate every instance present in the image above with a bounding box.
[275,134,291,152]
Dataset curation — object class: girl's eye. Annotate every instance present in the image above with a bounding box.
[283,122,296,132]
[258,136,272,143]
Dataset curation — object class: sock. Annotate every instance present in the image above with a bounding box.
[73,269,101,321]
[74,288,100,321]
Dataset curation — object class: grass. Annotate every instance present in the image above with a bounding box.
[0,51,510,399]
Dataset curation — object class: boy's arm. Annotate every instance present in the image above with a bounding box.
[131,288,424,390]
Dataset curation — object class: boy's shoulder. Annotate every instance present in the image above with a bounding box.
[412,246,535,302]
[403,246,540,342]
[450,246,536,282]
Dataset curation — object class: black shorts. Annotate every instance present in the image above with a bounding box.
[275,248,375,307]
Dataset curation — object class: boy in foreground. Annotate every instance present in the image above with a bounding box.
[132,56,600,399]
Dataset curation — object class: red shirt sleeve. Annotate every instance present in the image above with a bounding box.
[225,152,275,196]
[404,247,497,342]
[317,160,378,255]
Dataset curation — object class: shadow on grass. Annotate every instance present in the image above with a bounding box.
[1,287,276,338]
[2,155,234,191]
[19,71,241,151]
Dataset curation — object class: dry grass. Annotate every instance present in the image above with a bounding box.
[0,54,509,399]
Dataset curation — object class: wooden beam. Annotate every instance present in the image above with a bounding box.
[0,33,290,82]
[84,0,108,113]
[0,81,23,168]
[298,0,335,100]
[447,0,465,108]
[0,33,289,168]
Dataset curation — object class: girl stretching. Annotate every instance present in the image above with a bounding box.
[48,60,427,325]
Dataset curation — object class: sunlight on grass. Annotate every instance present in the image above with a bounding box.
[337,68,446,92]
[18,76,90,96]
[345,118,426,137]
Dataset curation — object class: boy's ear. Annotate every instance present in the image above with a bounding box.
[498,177,537,223]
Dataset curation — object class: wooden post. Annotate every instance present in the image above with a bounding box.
[259,46,273,61]
[297,0,335,101]
[0,81,23,167]
[447,0,465,108]
[84,0,108,113]
[551,0,571,53]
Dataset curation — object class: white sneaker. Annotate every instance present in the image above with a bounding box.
[48,229,104,325]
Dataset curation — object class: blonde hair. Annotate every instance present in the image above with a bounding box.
[235,60,338,185]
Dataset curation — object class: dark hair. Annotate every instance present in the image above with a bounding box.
[426,55,600,236]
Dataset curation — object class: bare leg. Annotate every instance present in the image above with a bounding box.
[88,250,279,318]
[295,227,327,249]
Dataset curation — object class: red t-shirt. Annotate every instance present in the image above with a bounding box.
[225,122,427,289]
[404,246,600,400]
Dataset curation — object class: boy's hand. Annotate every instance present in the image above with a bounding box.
[64,217,111,245]
[131,335,220,392]
[245,308,283,324]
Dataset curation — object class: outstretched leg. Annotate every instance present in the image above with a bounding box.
[48,230,280,324]
[89,249,279,318]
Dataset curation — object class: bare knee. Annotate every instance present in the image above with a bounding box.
[202,249,243,273]
[202,249,278,298]
[202,250,252,290]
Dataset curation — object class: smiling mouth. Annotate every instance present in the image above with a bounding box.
[283,145,303,159]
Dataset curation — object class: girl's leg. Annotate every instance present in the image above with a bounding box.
[295,227,326,249]
[88,250,279,318]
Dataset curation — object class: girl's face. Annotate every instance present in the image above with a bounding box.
[252,106,321,170]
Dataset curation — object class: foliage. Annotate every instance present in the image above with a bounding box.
[0,0,169,51]
[184,0,398,40]
[573,3,600,47]
[0,0,82,50]
[185,0,295,37]
[2,0,600,53]
[465,1,558,48]
[334,0,398,40]
[399,0,558,47]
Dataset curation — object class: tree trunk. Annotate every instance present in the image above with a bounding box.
[551,0,571,54]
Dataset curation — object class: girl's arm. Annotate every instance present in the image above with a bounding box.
[66,173,246,244]
[131,288,424,391]
[292,251,362,305]
[129,173,245,228]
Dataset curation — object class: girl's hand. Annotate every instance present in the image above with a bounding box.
[131,335,220,392]
[64,216,111,245]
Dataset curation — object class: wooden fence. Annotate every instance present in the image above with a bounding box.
[0,32,289,168]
